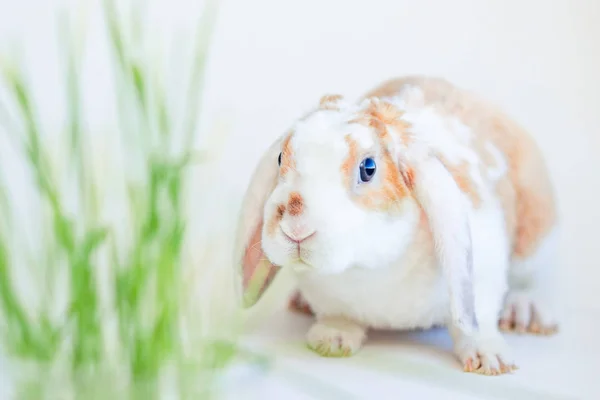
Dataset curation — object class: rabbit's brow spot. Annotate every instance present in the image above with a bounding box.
[349,114,390,142]
[365,99,405,127]
[341,135,358,181]
[279,134,296,177]
[350,99,413,148]
[288,192,304,216]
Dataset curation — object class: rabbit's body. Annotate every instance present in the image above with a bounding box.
[297,78,557,335]
[237,76,558,375]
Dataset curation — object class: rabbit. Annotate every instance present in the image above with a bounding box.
[234,75,559,376]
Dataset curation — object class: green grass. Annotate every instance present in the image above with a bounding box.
[0,0,253,398]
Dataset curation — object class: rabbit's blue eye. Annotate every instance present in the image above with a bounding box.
[278,152,282,166]
[359,157,376,182]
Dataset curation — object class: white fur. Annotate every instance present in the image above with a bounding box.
[501,226,560,329]
[261,107,416,276]
[298,132,513,371]
[297,210,446,330]
[469,202,511,334]
[484,142,509,181]
[407,152,477,335]
[255,87,522,372]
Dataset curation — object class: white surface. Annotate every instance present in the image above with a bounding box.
[1,0,599,399]
[225,305,599,399]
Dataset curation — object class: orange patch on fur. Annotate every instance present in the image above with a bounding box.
[267,204,286,236]
[514,188,555,257]
[364,99,406,128]
[358,116,391,141]
[341,135,358,182]
[365,99,412,145]
[349,150,410,213]
[279,133,296,177]
[401,167,415,190]
[350,99,413,149]
[381,150,411,200]
[319,94,343,110]
[438,156,482,208]
[341,123,410,214]
[362,75,557,260]
[288,192,304,216]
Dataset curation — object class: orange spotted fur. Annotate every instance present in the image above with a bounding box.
[340,134,411,214]
[286,76,556,317]
[319,94,344,110]
[279,133,296,177]
[363,75,556,260]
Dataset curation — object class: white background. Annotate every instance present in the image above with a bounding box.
[5,0,593,307]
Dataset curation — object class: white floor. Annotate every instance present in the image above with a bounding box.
[222,304,600,400]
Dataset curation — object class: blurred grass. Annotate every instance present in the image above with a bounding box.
[0,0,390,398]
[0,0,255,398]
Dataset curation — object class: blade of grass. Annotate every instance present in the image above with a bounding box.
[181,0,219,157]
[0,61,64,363]
[0,1,249,398]
[0,62,62,218]
[58,8,101,226]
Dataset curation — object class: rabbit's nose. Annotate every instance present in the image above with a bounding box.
[281,224,316,244]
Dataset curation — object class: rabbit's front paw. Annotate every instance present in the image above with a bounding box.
[454,332,518,376]
[306,317,366,357]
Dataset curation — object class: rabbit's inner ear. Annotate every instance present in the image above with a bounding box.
[242,219,280,307]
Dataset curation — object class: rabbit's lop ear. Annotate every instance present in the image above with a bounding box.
[234,137,282,308]
[406,152,478,335]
